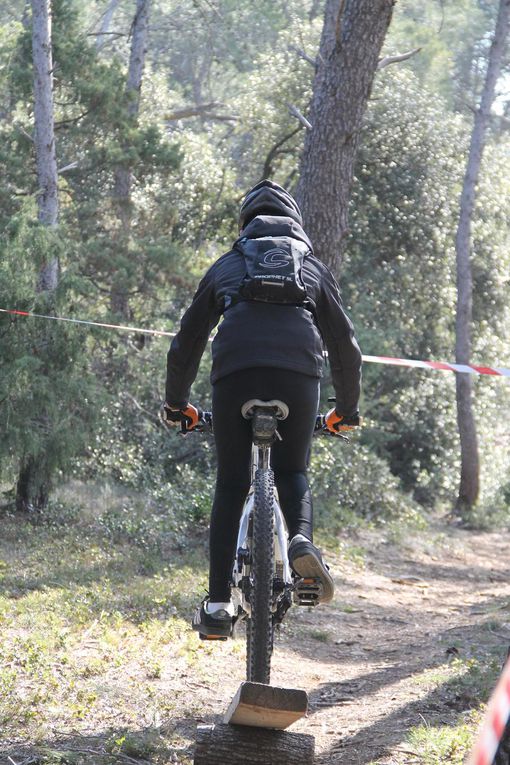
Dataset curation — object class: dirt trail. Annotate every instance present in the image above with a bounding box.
[183,525,510,764]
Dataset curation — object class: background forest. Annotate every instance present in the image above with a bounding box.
[1,0,509,529]
[2,2,510,764]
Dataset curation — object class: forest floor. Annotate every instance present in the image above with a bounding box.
[1,485,510,764]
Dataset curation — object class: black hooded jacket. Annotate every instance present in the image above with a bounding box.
[166,186,362,415]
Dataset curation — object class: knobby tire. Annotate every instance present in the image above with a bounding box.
[246,468,274,684]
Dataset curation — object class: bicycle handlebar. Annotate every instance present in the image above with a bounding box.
[180,411,350,440]
[314,414,350,440]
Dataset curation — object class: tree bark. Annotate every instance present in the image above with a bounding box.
[111,0,150,317]
[16,454,50,513]
[95,0,120,50]
[31,0,59,291]
[296,0,394,272]
[16,0,60,513]
[113,0,150,224]
[454,0,510,513]
[194,724,314,765]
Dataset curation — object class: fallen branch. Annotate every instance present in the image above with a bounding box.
[377,47,422,70]
[286,103,312,130]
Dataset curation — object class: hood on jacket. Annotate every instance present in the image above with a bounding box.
[236,215,313,252]
[239,180,303,230]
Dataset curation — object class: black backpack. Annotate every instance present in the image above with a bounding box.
[234,236,309,305]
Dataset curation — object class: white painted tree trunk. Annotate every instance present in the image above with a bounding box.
[455,0,510,511]
[31,0,59,291]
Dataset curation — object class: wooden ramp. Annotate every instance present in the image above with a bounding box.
[194,683,314,765]
[224,681,308,729]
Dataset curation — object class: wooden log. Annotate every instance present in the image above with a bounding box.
[224,682,308,729]
[194,723,315,765]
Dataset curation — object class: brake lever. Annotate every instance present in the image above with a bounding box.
[326,428,349,442]
[179,414,213,436]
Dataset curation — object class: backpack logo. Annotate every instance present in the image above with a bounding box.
[261,248,290,269]
[233,237,309,306]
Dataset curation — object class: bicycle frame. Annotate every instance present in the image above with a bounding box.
[231,443,293,619]
[184,400,340,625]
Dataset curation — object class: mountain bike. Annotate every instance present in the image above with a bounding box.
[191,399,346,685]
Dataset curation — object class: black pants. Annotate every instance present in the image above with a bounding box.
[209,367,320,601]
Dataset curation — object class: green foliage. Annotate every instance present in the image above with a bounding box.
[230,16,318,185]
[387,0,497,107]
[309,437,425,530]
[407,719,475,764]
[405,654,502,764]
[0,499,205,741]
[0,206,100,502]
[1,0,509,523]
[342,68,510,507]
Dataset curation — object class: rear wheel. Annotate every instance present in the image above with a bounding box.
[246,468,274,684]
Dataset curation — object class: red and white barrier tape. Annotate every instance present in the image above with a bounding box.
[1,307,510,378]
[362,354,510,378]
[467,657,510,765]
[0,308,177,338]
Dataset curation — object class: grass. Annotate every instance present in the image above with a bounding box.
[401,654,504,764]
[309,628,330,643]
[406,714,479,765]
[0,482,216,763]
[2,481,509,765]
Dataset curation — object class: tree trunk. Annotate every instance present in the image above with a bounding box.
[296,0,394,273]
[114,0,150,212]
[16,454,50,513]
[16,0,60,513]
[455,0,510,513]
[111,0,150,317]
[194,724,314,765]
[95,0,120,51]
[31,0,59,290]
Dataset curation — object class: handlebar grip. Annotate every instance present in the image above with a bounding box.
[179,411,213,435]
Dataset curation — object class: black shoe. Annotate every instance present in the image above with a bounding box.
[192,600,233,640]
[288,537,335,603]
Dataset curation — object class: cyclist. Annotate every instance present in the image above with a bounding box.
[163,180,362,639]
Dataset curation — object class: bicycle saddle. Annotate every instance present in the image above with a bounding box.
[241,399,289,420]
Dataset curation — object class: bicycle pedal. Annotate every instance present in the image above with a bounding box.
[294,577,322,607]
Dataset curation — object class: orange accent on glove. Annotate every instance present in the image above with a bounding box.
[182,404,200,430]
[325,408,356,433]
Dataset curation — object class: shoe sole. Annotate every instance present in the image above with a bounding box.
[192,615,232,640]
[197,633,228,641]
[291,552,335,603]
